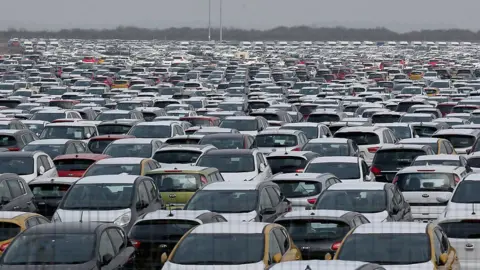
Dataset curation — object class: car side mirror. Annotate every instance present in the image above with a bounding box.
[439,253,448,265]
[86,133,92,139]
[259,163,266,172]
[161,252,168,264]
[136,201,147,210]
[364,175,372,181]
[101,254,113,266]
[415,134,420,138]
[273,253,282,263]
[466,149,472,154]
[260,207,276,215]
[38,166,45,175]
[391,206,400,215]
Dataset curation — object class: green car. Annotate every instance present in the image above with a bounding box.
[146,166,224,209]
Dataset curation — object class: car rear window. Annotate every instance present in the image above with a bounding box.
[130,220,200,241]
[267,157,308,174]
[54,159,96,171]
[371,114,401,124]
[29,183,71,198]
[334,132,380,145]
[413,126,438,137]
[276,220,350,241]
[439,221,480,239]
[374,149,427,166]
[97,125,132,135]
[87,139,114,154]
[272,180,321,198]
[307,114,340,123]
[0,222,21,241]
[433,135,475,148]
[395,172,455,192]
[153,150,202,164]
[0,135,17,147]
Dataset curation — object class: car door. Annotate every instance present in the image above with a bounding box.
[40,155,56,177]
[436,228,460,270]
[0,180,14,211]
[266,187,286,219]
[267,230,282,266]
[258,188,276,222]
[6,179,30,211]
[135,181,151,217]
[144,179,164,210]
[107,228,135,268]
[98,230,120,270]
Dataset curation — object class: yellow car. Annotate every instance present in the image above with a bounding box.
[424,87,439,96]
[161,222,302,268]
[0,211,50,255]
[409,71,424,80]
[398,138,457,155]
[145,166,223,210]
[329,222,460,269]
[112,79,129,89]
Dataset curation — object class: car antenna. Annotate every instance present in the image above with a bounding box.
[473,203,476,215]
[79,210,83,223]
[168,204,174,217]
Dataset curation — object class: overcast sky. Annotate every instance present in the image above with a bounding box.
[0,0,476,32]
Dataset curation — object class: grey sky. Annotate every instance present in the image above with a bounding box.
[0,0,476,32]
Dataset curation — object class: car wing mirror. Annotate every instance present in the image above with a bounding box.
[38,166,45,175]
[101,254,113,266]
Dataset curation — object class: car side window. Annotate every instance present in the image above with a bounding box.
[439,141,447,154]
[382,131,390,143]
[26,217,39,228]
[266,187,280,206]
[107,228,125,255]
[432,230,443,262]
[256,153,263,170]
[144,180,157,202]
[36,217,49,224]
[6,179,23,198]
[444,142,453,154]
[99,232,116,259]
[137,182,150,205]
[260,189,273,209]
[268,231,282,263]
[362,161,369,177]
[273,228,289,254]
[40,156,52,171]
[215,172,225,181]
[435,229,448,253]
[75,142,87,153]
[359,216,370,224]
[0,181,12,199]
[66,144,76,154]
[392,187,403,206]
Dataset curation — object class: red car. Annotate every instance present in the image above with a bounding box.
[82,56,96,63]
[179,116,220,127]
[53,154,111,177]
[87,135,135,154]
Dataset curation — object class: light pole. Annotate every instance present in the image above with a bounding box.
[208,0,211,41]
[219,0,223,42]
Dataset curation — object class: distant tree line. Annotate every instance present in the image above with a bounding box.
[1,26,480,41]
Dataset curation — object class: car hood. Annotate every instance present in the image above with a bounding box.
[0,262,96,270]
[220,172,258,182]
[217,211,257,222]
[239,131,258,136]
[163,261,265,270]
[361,211,389,223]
[56,208,130,222]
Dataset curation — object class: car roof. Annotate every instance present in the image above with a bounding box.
[397,165,462,174]
[415,154,460,161]
[27,139,71,145]
[280,210,352,219]
[310,156,359,164]
[202,181,260,191]
[24,222,106,235]
[308,138,349,143]
[353,222,428,234]
[190,222,269,234]
[53,154,110,160]
[140,210,211,222]
[268,260,379,269]
[327,182,386,190]
[378,144,429,151]
[399,138,440,143]
[201,149,255,156]
[110,138,154,144]
[93,157,146,165]
[29,177,80,185]
[0,211,32,220]
[77,175,140,184]
[269,173,331,181]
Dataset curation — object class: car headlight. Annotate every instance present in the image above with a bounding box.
[52,212,61,223]
[114,212,131,227]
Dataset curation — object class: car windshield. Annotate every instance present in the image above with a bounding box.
[451,181,480,203]
[150,173,199,192]
[153,150,202,164]
[103,144,152,158]
[0,157,34,175]
[439,221,480,239]
[434,135,475,148]
[414,126,438,137]
[95,113,130,121]
[31,112,65,122]
[302,143,350,156]
[337,233,430,264]
[272,180,322,198]
[401,115,433,123]
[0,222,20,241]
[30,183,71,198]
[299,88,320,95]
[130,220,200,241]
[374,149,427,167]
[281,126,318,139]
[396,173,454,192]
[220,120,257,131]
[62,183,133,209]
[315,190,387,213]
[171,233,264,265]
[129,126,171,138]
[54,159,95,171]
[307,114,340,123]
[196,155,255,173]
[277,220,350,241]
[335,132,380,145]
[200,137,245,149]
[23,144,65,159]
[305,162,360,179]
[97,124,132,135]
[40,126,87,140]
[185,190,258,213]
[2,233,95,265]
[254,135,298,147]
[83,164,141,176]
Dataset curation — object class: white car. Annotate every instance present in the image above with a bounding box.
[439,173,480,218]
[304,156,373,182]
[0,151,57,183]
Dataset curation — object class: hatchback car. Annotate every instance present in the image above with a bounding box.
[53,153,110,177]
[83,157,160,177]
[152,144,217,166]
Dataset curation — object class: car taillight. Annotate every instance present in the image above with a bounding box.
[296,169,304,173]
[370,166,381,175]
[454,175,461,183]
[292,147,301,151]
[287,205,292,212]
[131,240,140,249]
[0,243,9,252]
[7,147,20,151]
[367,147,379,153]
[331,242,341,251]
[307,198,317,204]
[392,175,399,184]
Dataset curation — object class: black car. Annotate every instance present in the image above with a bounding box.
[97,119,144,135]
[0,222,135,269]
[28,177,79,219]
[275,210,370,259]
[129,210,227,269]
[266,151,320,174]
[371,144,435,182]
[0,174,37,213]
[198,133,255,149]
